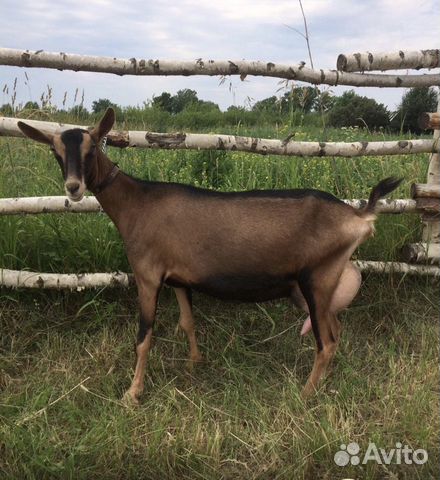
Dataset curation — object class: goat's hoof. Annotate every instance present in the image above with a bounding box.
[301,383,316,400]
[122,390,140,406]
[186,354,203,371]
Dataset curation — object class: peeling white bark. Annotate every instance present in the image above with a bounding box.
[345,199,417,213]
[1,48,439,87]
[0,196,419,215]
[2,260,438,290]
[0,269,133,290]
[0,116,88,137]
[0,196,103,214]
[337,49,440,72]
[401,243,440,264]
[2,117,439,157]
[353,260,440,277]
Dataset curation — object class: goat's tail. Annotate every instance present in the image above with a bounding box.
[361,177,403,216]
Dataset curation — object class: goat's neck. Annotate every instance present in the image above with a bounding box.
[88,149,140,236]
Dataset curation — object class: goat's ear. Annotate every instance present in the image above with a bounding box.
[90,107,115,142]
[17,121,54,145]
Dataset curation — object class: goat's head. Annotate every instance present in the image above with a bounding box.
[18,108,115,202]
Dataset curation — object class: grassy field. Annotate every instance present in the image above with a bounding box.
[0,114,439,479]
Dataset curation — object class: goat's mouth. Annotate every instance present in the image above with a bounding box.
[64,183,86,202]
[68,192,85,202]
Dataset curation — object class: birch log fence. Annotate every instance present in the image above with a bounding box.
[0,46,439,288]
[1,48,440,87]
[2,116,439,157]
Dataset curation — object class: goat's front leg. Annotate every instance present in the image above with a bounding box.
[123,281,160,405]
[174,287,203,369]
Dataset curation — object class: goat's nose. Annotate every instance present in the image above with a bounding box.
[66,181,80,195]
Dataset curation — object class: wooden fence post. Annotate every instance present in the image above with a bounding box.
[402,97,440,264]
[422,98,440,245]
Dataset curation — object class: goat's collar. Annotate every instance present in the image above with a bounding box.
[94,163,120,194]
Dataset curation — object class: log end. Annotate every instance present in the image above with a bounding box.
[418,112,430,130]
[411,182,440,199]
[418,112,440,130]
[416,197,440,214]
[336,54,348,71]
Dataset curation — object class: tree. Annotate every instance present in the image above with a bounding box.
[172,89,199,113]
[152,90,200,114]
[252,96,278,112]
[281,87,318,114]
[392,87,438,133]
[69,105,89,119]
[152,92,174,113]
[328,90,390,129]
[0,103,14,115]
[183,99,220,113]
[313,90,335,112]
[92,98,117,114]
[195,100,220,111]
[23,101,39,110]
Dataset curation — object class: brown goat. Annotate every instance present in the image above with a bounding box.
[18,108,402,403]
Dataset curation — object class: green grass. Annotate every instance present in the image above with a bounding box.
[0,114,439,478]
[0,280,438,479]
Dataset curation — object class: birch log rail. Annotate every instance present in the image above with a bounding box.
[0,196,418,216]
[2,261,439,290]
[401,243,440,264]
[1,116,439,157]
[0,269,133,290]
[1,48,440,87]
[337,49,440,72]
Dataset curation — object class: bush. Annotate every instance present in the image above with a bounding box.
[327,90,390,129]
[391,87,438,134]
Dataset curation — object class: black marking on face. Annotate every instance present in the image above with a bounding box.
[50,146,65,177]
[60,129,88,180]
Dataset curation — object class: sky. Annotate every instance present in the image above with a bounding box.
[0,0,439,112]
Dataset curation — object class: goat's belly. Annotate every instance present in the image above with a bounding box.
[167,273,295,302]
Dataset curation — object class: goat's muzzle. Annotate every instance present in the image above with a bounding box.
[65,179,85,202]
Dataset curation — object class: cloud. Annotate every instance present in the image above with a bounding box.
[0,0,439,111]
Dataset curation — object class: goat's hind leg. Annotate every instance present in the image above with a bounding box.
[326,261,361,345]
[174,287,203,369]
[298,261,361,337]
[298,263,345,398]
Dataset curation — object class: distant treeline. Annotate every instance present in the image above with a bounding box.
[1,86,437,134]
